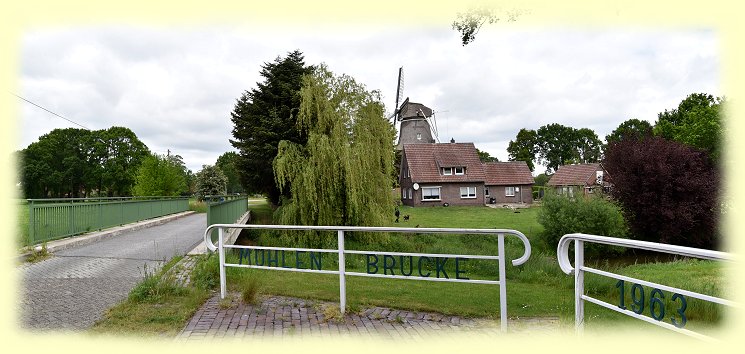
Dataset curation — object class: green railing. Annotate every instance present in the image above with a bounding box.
[26,196,189,246]
[206,195,249,241]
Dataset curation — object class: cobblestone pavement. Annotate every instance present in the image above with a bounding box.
[176,293,561,341]
[17,213,207,331]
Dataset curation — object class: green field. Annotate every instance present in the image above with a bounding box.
[91,198,727,337]
[233,200,726,333]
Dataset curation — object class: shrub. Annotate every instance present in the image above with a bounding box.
[603,136,720,249]
[537,192,628,257]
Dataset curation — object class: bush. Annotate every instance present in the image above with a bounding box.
[537,192,628,257]
[603,136,720,249]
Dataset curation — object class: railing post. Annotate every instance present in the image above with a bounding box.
[28,201,35,246]
[497,232,507,332]
[219,227,226,299]
[338,230,346,313]
[574,239,585,333]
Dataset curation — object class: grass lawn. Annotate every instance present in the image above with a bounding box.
[231,200,725,333]
[92,197,727,337]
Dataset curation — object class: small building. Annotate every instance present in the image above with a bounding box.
[483,161,534,204]
[546,163,609,197]
[399,142,535,207]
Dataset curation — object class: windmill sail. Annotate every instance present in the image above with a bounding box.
[389,67,404,121]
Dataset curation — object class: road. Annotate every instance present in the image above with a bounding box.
[17,213,206,331]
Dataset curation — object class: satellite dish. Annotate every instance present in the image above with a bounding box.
[413,183,420,190]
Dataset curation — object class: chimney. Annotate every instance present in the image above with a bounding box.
[450,137,455,143]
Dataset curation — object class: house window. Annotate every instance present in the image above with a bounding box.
[422,187,441,201]
[460,186,476,198]
[454,167,465,175]
[484,187,490,197]
[416,133,422,140]
[505,186,515,197]
[402,188,406,199]
[408,188,413,199]
[442,167,452,176]
[560,186,575,198]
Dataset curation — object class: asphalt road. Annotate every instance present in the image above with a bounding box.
[17,213,207,331]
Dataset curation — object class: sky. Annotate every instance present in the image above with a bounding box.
[15,24,719,175]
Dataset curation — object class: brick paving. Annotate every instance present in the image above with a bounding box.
[17,213,207,331]
[175,293,561,341]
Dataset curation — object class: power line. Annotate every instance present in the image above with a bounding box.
[9,92,90,130]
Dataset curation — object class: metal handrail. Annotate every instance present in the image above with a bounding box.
[204,224,531,266]
[557,233,735,342]
[203,223,532,331]
[558,233,733,274]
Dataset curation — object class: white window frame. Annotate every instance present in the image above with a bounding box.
[416,132,422,141]
[442,167,453,176]
[421,186,441,201]
[454,167,465,175]
[408,188,412,199]
[402,188,406,199]
[505,186,515,197]
[460,186,477,199]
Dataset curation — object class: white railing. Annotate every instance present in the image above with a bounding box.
[204,224,531,331]
[557,233,735,341]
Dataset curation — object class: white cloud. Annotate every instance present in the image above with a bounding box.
[17,26,718,174]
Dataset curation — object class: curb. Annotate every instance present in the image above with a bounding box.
[18,211,196,263]
[186,210,250,255]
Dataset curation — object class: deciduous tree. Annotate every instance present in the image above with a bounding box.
[507,128,538,171]
[476,148,498,162]
[654,93,723,162]
[216,151,243,194]
[603,136,720,249]
[535,123,578,173]
[273,64,396,245]
[132,153,188,196]
[195,164,228,199]
[605,118,653,145]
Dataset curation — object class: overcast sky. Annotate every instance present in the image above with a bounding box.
[16,24,719,174]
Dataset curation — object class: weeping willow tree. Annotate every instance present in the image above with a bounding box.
[273,64,396,246]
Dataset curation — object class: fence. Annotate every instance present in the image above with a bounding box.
[557,233,735,341]
[204,224,531,331]
[26,196,189,246]
[205,195,248,241]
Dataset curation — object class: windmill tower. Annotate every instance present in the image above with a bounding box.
[389,67,438,150]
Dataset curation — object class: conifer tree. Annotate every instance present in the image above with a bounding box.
[230,50,312,204]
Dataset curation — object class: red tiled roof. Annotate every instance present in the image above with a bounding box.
[483,161,534,185]
[403,143,486,183]
[546,163,601,186]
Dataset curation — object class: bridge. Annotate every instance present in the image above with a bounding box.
[18,212,208,330]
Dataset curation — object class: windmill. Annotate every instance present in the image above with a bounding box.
[390,67,441,149]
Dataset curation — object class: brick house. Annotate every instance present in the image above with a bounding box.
[399,143,534,207]
[546,163,609,197]
[483,161,534,204]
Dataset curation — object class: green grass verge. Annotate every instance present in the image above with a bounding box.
[188,198,207,213]
[90,256,211,337]
[17,200,29,247]
[92,197,726,336]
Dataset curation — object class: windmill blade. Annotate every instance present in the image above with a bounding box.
[389,67,404,121]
